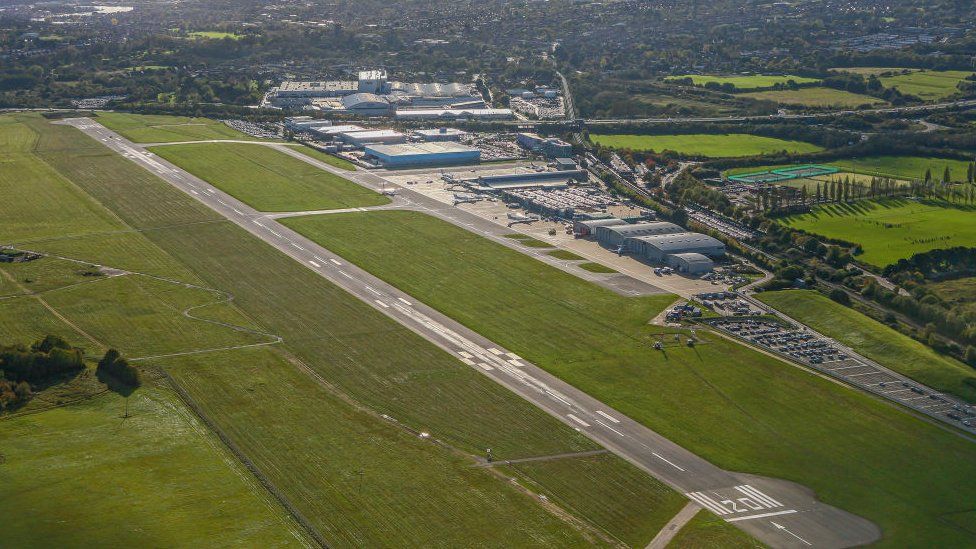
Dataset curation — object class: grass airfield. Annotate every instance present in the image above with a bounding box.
[589,133,822,157]
[0,112,691,547]
[284,208,976,547]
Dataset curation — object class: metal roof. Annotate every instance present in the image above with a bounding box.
[668,252,713,265]
[366,142,480,156]
[630,232,725,252]
[604,221,682,236]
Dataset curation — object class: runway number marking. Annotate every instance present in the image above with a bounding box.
[686,485,788,519]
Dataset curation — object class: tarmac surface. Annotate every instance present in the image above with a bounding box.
[63,117,881,548]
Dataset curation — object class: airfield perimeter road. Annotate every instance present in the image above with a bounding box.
[65,117,880,549]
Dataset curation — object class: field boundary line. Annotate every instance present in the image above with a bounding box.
[157,368,328,548]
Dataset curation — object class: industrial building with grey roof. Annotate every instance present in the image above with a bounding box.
[627,232,726,261]
[596,221,684,249]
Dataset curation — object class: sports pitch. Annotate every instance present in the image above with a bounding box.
[589,133,823,157]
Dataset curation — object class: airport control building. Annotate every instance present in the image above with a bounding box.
[364,142,481,168]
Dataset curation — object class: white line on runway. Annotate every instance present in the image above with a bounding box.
[595,410,619,423]
[567,414,590,428]
[329,258,342,266]
[736,485,782,507]
[233,208,243,215]
[478,363,494,371]
[652,452,685,471]
[308,260,320,268]
[397,297,412,305]
[459,357,475,366]
[190,189,199,195]
[374,300,389,308]
[686,492,730,516]
[488,348,503,355]
[338,271,353,279]
[268,229,282,237]
[291,243,304,250]
[365,286,381,296]
[595,418,626,437]
[726,509,797,522]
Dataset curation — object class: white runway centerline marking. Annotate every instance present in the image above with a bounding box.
[652,452,685,471]
[595,418,625,437]
[291,243,304,250]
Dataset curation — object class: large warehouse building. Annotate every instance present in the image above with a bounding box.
[365,142,481,168]
[338,129,406,147]
[574,217,628,237]
[667,253,715,275]
[596,221,684,250]
[627,232,726,262]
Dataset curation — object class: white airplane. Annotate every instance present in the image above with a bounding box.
[506,212,539,226]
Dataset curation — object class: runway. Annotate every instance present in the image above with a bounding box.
[63,117,880,548]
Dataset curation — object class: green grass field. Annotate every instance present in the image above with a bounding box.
[831,68,973,100]
[780,198,976,267]
[282,208,976,547]
[149,142,389,212]
[285,144,358,171]
[0,382,307,547]
[548,249,586,260]
[580,262,619,273]
[666,74,820,90]
[740,87,885,108]
[499,453,688,547]
[670,510,764,548]
[0,113,687,547]
[187,30,242,40]
[95,112,261,143]
[589,133,822,157]
[757,290,976,403]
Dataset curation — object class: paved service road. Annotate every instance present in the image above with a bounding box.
[63,118,880,548]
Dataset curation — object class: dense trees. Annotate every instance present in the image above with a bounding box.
[97,349,140,389]
[0,335,86,411]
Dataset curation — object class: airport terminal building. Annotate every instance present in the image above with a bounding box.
[364,142,481,168]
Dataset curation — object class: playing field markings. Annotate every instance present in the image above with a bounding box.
[567,414,590,428]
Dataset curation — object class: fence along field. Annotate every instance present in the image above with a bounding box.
[2,113,690,547]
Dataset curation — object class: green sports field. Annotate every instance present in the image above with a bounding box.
[149,142,389,212]
[780,198,976,267]
[665,74,820,90]
[740,87,885,108]
[187,30,242,40]
[283,208,976,547]
[1,113,686,547]
[589,133,822,157]
[95,112,261,143]
[757,290,976,403]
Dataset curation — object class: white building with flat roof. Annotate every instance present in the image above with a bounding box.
[338,129,405,147]
[365,142,480,168]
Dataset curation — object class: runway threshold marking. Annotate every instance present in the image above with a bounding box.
[652,452,685,471]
